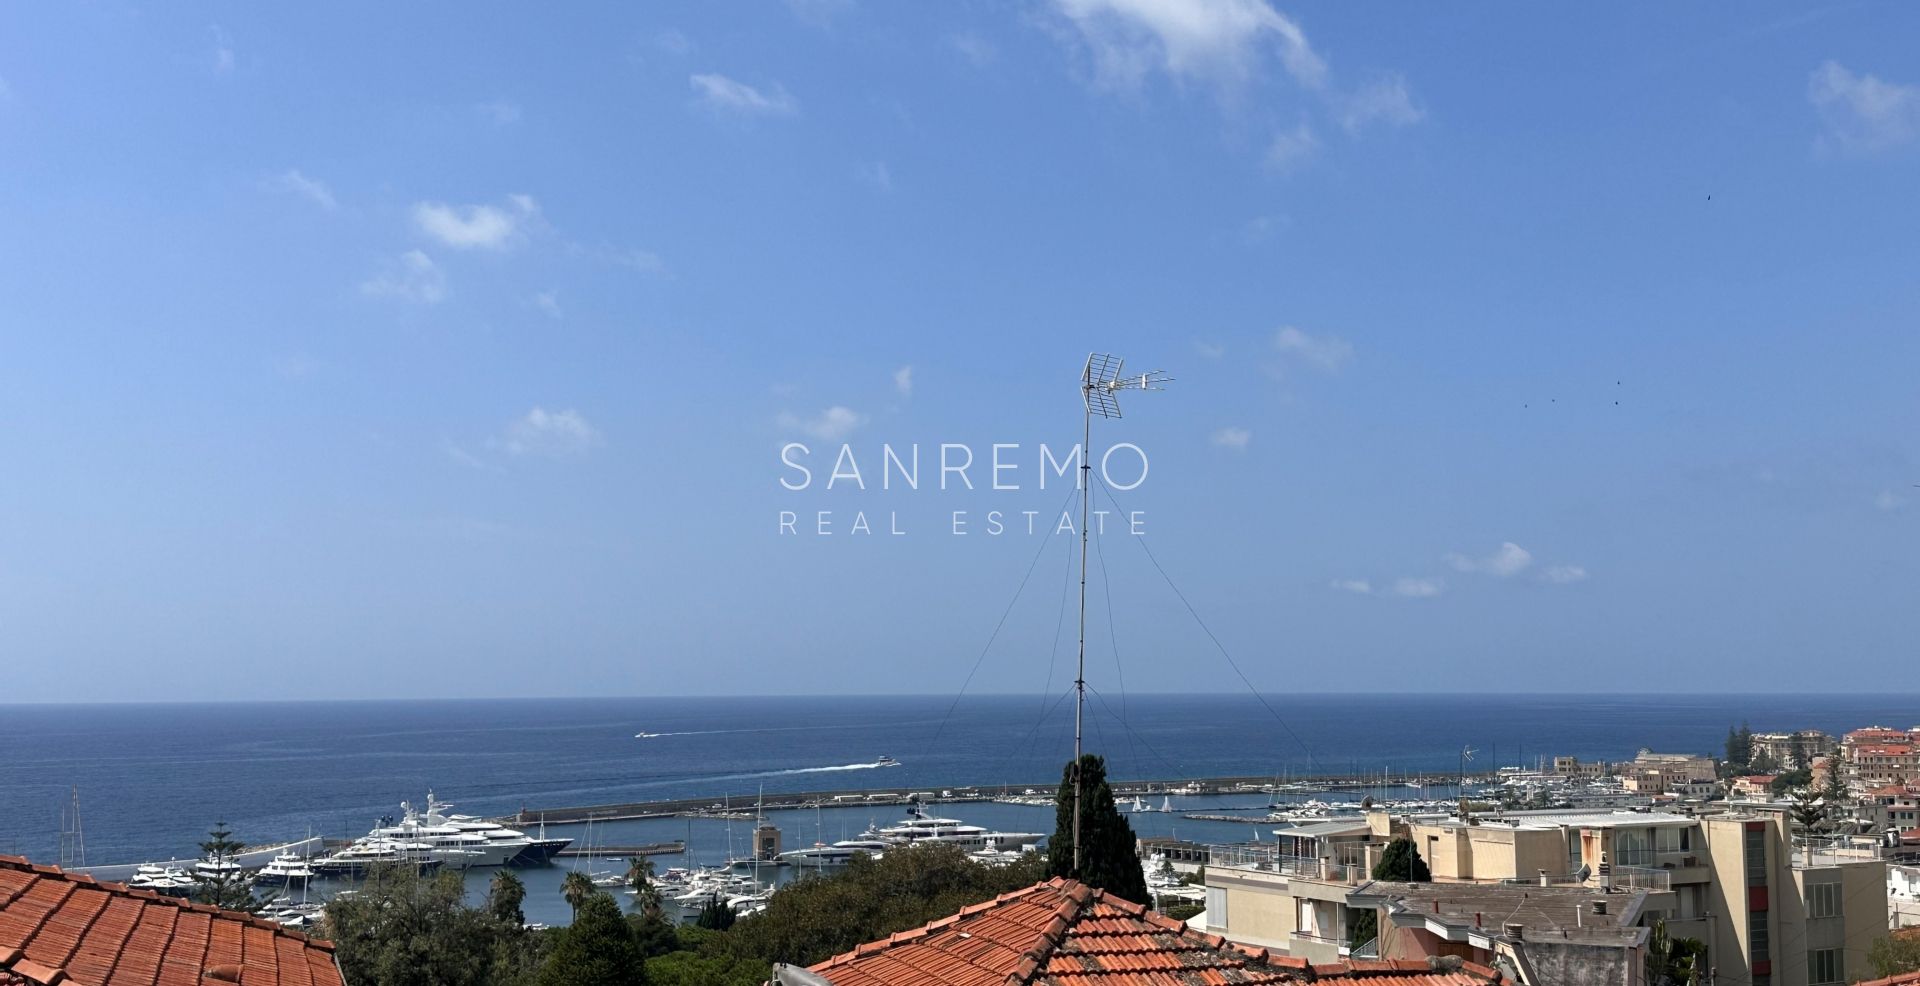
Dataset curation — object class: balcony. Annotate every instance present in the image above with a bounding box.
[1205,846,1368,885]
[1609,865,1672,892]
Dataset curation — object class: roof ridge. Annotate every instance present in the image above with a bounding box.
[1005,879,1092,986]
[812,881,1065,974]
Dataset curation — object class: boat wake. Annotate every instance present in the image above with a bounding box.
[776,762,887,775]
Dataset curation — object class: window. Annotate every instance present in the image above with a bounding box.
[1808,947,1842,985]
[1745,827,1767,885]
[1748,910,1769,962]
[1808,882,1842,918]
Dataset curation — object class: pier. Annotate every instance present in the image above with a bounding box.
[503,772,1476,826]
[554,841,685,858]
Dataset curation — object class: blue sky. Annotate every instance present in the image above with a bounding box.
[0,2,1915,701]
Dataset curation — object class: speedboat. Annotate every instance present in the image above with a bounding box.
[874,756,899,767]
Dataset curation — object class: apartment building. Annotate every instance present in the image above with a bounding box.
[1555,756,1608,781]
[1753,731,1838,768]
[1203,808,1888,986]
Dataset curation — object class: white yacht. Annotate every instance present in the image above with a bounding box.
[776,839,889,866]
[365,799,521,867]
[129,864,196,895]
[420,795,570,865]
[193,857,247,881]
[860,804,1045,852]
[311,839,450,877]
[254,851,316,886]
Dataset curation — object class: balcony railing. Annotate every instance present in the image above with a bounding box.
[1205,846,1366,884]
[1609,865,1672,892]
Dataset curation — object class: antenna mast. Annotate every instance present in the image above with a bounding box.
[59,787,85,870]
[1073,353,1169,875]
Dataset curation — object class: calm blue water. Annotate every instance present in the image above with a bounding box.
[4,693,1916,871]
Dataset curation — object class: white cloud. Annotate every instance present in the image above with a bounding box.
[1330,579,1372,595]
[690,73,797,116]
[532,291,562,319]
[778,406,866,441]
[210,25,234,73]
[1392,577,1443,598]
[1195,340,1226,358]
[360,250,446,303]
[502,407,600,457]
[655,29,694,55]
[1446,541,1534,577]
[475,101,522,126]
[1541,565,1588,584]
[1210,426,1251,449]
[1810,61,1920,154]
[1272,326,1351,371]
[1341,75,1423,132]
[1052,0,1326,90]
[412,196,537,250]
[952,33,998,67]
[893,366,913,397]
[1265,123,1320,172]
[1875,490,1910,511]
[270,169,336,211]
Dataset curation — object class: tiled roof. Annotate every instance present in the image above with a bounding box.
[801,877,1498,986]
[0,856,343,986]
[1855,972,1920,986]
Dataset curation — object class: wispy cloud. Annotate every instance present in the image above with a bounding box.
[412,195,538,250]
[1540,565,1589,585]
[1195,340,1226,359]
[501,407,600,457]
[1273,326,1351,371]
[1446,541,1534,578]
[1210,426,1251,450]
[1392,577,1444,598]
[857,161,894,192]
[1341,74,1423,132]
[690,73,797,116]
[1265,123,1320,172]
[952,33,998,67]
[1810,61,1920,155]
[475,101,522,126]
[269,169,336,211]
[210,25,234,74]
[1876,489,1910,511]
[778,406,866,441]
[361,250,446,304]
[893,366,914,397]
[532,291,562,319]
[1051,0,1326,90]
[1330,579,1372,595]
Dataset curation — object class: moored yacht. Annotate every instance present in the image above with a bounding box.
[860,804,1045,853]
[254,851,316,886]
[776,839,889,866]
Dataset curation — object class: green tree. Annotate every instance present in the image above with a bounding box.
[1824,754,1847,803]
[1789,788,1829,865]
[1789,734,1809,771]
[561,871,597,919]
[192,822,269,914]
[1045,754,1149,904]
[1868,933,1920,979]
[694,898,736,931]
[1751,750,1780,775]
[1372,837,1432,882]
[326,864,526,986]
[490,870,529,927]
[726,841,1047,967]
[535,893,644,986]
[1347,907,1378,950]
[1723,722,1754,776]
[644,929,768,986]
[626,858,663,919]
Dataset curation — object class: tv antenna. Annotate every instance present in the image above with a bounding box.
[59,787,85,870]
[1071,353,1170,875]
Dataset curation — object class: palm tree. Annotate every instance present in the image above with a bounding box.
[560,870,596,918]
[626,857,662,918]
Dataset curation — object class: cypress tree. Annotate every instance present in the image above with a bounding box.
[1046,754,1148,904]
[1372,837,1432,882]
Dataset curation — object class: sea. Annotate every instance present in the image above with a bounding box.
[1,693,1912,926]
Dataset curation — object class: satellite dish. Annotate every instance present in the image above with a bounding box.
[1574,863,1592,882]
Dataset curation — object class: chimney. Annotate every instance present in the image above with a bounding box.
[1504,922,1524,940]
[1538,868,1549,887]
[1592,900,1608,916]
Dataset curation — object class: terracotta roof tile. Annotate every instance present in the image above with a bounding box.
[0,859,341,986]
[803,879,1494,986]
